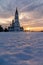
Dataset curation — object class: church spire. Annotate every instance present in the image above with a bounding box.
[14,8,20,31]
[15,7,18,15]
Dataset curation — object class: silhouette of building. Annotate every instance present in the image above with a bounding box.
[8,8,24,31]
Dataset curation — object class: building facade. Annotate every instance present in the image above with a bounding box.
[8,8,23,31]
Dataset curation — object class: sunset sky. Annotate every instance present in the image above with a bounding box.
[0,0,43,31]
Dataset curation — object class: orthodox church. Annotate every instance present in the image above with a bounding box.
[8,8,23,31]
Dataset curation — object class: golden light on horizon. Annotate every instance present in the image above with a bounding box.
[29,27,43,31]
[23,26,43,31]
[24,27,30,31]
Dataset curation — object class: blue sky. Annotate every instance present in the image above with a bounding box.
[0,0,43,28]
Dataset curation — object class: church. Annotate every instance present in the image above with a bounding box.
[8,8,24,31]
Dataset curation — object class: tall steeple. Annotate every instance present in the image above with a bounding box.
[15,8,18,15]
[14,8,20,31]
[15,8,19,23]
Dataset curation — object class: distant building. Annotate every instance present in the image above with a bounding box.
[8,8,24,32]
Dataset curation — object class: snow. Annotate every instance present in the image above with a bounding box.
[0,32,43,65]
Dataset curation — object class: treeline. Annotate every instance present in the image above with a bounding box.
[0,25,8,32]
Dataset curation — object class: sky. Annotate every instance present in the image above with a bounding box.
[0,0,43,31]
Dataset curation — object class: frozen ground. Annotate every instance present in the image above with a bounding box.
[0,32,43,65]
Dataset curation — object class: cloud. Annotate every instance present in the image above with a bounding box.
[0,0,43,27]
